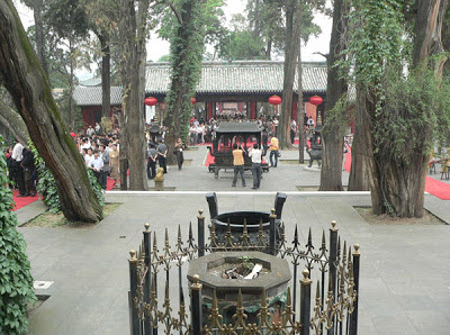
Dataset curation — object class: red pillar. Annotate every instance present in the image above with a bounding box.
[251,102,256,119]
[292,99,298,122]
[207,102,212,120]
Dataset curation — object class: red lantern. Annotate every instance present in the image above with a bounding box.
[144,97,158,106]
[268,95,282,105]
[190,97,197,105]
[309,95,323,106]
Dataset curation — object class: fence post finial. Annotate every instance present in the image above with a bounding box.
[191,274,203,335]
[353,243,360,256]
[144,222,150,232]
[129,250,137,262]
[331,220,338,232]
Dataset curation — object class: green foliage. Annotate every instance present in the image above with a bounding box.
[340,0,405,90]
[376,68,450,163]
[44,0,89,39]
[217,29,265,60]
[29,141,60,213]
[0,135,36,335]
[87,168,105,209]
[28,142,105,215]
[164,0,211,139]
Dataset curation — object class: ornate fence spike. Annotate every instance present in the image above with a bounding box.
[293,225,299,245]
[337,237,341,260]
[188,221,196,250]
[233,289,248,329]
[321,230,326,252]
[241,219,249,247]
[307,228,313,249]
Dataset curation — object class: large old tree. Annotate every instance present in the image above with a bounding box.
[347,0,448,217]
[319,0,349,191]
[118,0,149,190]
[0,0,102,222]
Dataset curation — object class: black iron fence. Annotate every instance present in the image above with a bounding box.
[128,209,360,335]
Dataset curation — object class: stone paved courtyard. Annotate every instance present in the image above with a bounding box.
[17,145,450,335]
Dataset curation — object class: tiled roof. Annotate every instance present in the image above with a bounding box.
[73,86,123,106]
[145,61,327,95]
[74,61,328,106]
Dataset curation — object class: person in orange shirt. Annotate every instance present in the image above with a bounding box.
[269,136,279,167]
[232,143,246,187]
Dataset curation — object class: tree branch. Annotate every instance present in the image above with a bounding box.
[162,0,183,25]
[313,52,329,60]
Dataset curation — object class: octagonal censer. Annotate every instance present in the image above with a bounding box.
[187,251,291,326]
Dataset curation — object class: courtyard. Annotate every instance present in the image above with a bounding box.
[17,145,450,335]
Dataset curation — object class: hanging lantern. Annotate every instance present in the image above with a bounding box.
[190,97,197,105]
[309,95,323,106]
[144,97,158,106]
[268,95,282,105]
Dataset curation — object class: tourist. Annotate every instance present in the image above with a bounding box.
[147,143,157,179]
[84,148,94,166]
[248,143,262,190]
[290,118,297,144]
[88,149,104,185]
[86,125,95,136]
[11,139,26,197]
[99,145,109,190]
[109,144,120,188]
[269,135,279,168]
[156,138,168,174]
[174,137,185,170]
[307,116,315,128]
[189,124,197,146]
[232,143,246,187]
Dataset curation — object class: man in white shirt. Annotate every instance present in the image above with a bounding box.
[248,143,263,189]
[290,118,297,143]
[88,149,104,185]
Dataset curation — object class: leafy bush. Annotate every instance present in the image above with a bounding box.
[0,135,36,334]
[29,142,105,215]
[29,141,60,213]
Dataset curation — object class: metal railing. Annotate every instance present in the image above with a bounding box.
[128,209,360,335]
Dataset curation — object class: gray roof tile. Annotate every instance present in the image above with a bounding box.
[73,86,123,106]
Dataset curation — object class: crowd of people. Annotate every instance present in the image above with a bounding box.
[76,131,120,189]
[2,113,317,196]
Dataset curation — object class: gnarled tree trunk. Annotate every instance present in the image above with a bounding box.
[319,0,348,191]
[118,0,149,190]
[348,85,370,191]
[0,0,102,222]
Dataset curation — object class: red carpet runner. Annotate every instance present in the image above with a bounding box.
[12,190,40,211]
